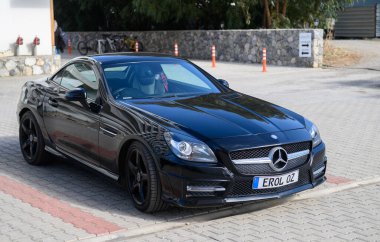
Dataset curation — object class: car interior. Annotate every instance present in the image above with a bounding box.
[104,62,215,100]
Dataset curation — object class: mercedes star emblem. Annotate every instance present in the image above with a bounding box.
[269,147,288,171]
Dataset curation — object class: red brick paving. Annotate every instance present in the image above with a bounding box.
[0,175,124,235]
[326,174,352,184]
[0,172,353,237]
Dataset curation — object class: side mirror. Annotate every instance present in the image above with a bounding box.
[65,88,87,101]
[218,79,229,88]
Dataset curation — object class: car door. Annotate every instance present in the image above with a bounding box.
[43,61,100,165]
[97,64,133,173]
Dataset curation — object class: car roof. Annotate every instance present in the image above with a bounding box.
[82,52,185,66]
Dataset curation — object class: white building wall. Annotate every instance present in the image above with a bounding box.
[0,0,53,56]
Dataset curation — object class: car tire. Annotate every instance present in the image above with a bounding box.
[19,111,51,165]
[125,141,168,213]
[77,41,88,55]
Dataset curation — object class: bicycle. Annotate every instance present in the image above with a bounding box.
[112,35,127,52]
[123,36,144,52]
[77,35,99,56]
[96,34,119,54]
[78,34,144,55]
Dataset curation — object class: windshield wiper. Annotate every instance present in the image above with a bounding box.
[144,93,195,99]
[142,94,178,99]
[132,93,207,100]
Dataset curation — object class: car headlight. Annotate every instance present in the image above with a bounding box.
[164,132,217,163]
[306,120,322,148]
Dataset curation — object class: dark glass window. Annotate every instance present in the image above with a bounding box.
[52,70,64,84]
[60,63,99,100]
[102,61,220,100]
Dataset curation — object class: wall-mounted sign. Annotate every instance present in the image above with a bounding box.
[299,33,312,57]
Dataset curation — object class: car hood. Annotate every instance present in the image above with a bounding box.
[120,93,306,140]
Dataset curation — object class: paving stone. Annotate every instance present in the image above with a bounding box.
[0,192,89,241]
[130,184,380,241]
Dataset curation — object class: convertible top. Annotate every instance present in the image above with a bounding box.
[86,53,184,66]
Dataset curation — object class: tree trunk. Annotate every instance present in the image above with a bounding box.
[276,0,279,14]
[263,0,271,28]
[282,0,288,17]
[263,7,266,27]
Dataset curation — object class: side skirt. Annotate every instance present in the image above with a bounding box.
[47,146,119,181]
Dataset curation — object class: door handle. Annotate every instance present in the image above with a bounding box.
[48,98,59,107]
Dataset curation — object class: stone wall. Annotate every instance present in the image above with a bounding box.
[68,29,323,67]
[0,56,61,77]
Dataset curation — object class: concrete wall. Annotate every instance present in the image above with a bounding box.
[68,29,323,67]
[0,0,53,57]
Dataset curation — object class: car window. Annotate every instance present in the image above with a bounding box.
[102,61,220,100]
[61,63,99,100]
[161,64,209,89]
[52,70,64,84]
[104,66,129,79]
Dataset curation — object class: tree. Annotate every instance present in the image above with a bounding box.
[132,0,232,29]
[54,0,354,31]
[286,0,353,29]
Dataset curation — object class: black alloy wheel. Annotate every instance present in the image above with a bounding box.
[128,147,148,205]
[125,142,167,212]
[20,115,38,160]
[19,111,50,165]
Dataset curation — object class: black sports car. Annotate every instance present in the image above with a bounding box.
[17,53,326,212]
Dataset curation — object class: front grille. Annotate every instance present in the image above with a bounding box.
[235,156,308,175]
[230,142,311,175]
[230,141,310,160]
[226,165,311,197]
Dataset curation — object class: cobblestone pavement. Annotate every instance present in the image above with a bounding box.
[124,183,380,242]
[1,42,380,241]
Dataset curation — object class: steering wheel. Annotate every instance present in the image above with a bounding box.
[112,87,128,99]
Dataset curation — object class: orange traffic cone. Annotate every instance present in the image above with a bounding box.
[174,43,179,56]
[212,45,216,68]
[262,48,267,72]
[135,41,139,52]
[68,39,72,56]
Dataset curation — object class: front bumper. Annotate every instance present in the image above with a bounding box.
[160,142,327,208]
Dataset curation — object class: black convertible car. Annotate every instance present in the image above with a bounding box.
[17,53,326,212]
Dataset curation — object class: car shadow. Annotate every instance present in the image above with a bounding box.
[0,135,291,230]
[328,77,380,90]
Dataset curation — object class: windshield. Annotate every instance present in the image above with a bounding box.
[102,61,221,100]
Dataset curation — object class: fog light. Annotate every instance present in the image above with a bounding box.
[186,186,226,192]
[313,165,325,177]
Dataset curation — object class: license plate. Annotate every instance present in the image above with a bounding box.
[252,170,299,189]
